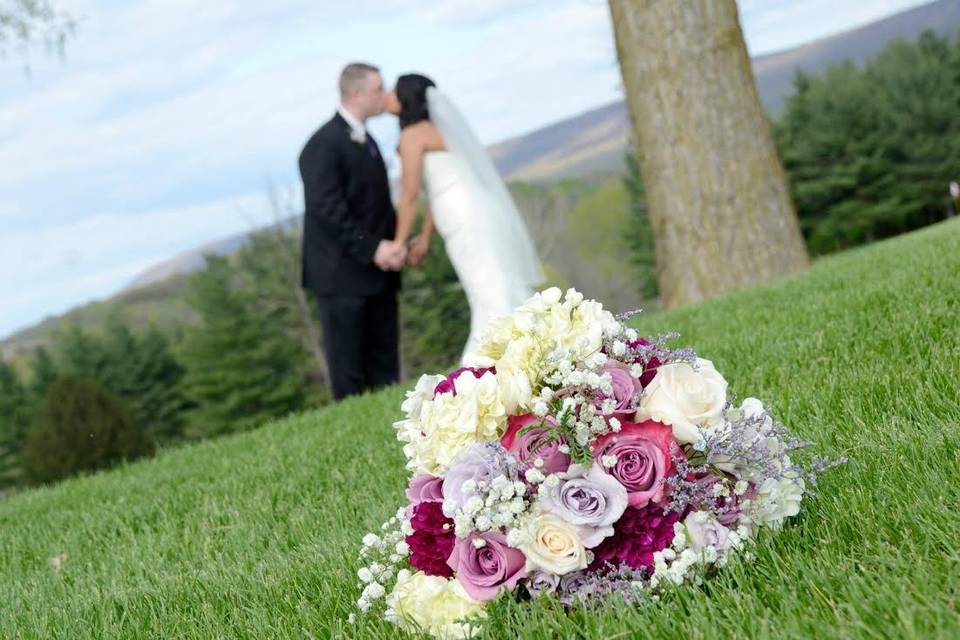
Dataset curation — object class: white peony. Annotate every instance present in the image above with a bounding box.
[394,371,507,475]
[514,512,589,576]
[635,358,728,445]
[385,570,485,639]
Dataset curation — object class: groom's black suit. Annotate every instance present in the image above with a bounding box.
[300,112,400,400]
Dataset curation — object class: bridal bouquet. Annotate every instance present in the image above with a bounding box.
[353,288,838,639]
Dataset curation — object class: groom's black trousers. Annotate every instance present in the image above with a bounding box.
[315,291,399,401]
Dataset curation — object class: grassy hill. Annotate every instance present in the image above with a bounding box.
[1,219,958,639]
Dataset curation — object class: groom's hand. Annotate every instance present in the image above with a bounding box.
[374,240,407,271]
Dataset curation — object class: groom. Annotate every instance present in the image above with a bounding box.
[300,62,405,401]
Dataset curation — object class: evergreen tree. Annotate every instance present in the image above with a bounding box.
[99,321,191,442]
[775,31,960,254]
[0,360,31,488]
[20,377,154,485]
[27,345,58,402]
[180,255,307,438]
[400,238,470,376]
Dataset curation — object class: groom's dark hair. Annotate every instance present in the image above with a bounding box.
[396,73,436,129]
[339,62,380,98]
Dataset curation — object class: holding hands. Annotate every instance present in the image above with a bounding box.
[406,233,430,267]
[373,240,407,271]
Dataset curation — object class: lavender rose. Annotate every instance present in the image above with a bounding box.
[684,511,733,553]
[500,414,570,475]
[406,474,444,506]
[525,571,560,598]
[538,464,628,547]
[442,443,510,516]
[591,420,677,508]
[599,361,643,416]
[447,532,527,602]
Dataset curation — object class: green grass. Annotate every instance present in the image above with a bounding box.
[3,220,960,639]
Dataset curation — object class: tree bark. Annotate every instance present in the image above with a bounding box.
[608,0,809,308]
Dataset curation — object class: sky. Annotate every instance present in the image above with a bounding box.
[0,0,933,339]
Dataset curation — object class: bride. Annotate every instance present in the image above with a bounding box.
[384,74,544,363]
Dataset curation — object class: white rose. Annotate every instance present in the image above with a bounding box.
[635,358,728,445]
[517,513,588,575]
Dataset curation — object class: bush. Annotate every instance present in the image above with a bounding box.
[20,377,155,484]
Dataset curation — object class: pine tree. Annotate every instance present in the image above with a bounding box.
[0,360,31,488]
[775,31,960,254]
[99,321,191,442]
[20,377,154,485]
[27,346,59,402]
[399,238,471,376]
[179,255,307,438]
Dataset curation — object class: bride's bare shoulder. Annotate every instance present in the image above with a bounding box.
[399,121,446,152]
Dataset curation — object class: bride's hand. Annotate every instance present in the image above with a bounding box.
[407,234,430,267]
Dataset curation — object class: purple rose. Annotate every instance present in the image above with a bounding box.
[600,361,643,416]
[500,414,570,475]
[592,420,677,508]
[434,366,494,396]
[442,443,510,516]
[684,511,733,553]
[447,532,528,602]
[406,474,444,506]
[525,571,560,598]
[538,464,628,548]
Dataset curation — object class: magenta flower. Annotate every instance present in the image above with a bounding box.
[434,366,495,396]
[405,501,455,577]
[589,504,681,572]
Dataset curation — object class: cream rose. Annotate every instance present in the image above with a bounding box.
[635,358,728,445]
[386,570,486,640]
[516,513,588,575]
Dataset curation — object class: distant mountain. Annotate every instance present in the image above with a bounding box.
[490,0,960,182]
[125,230,250,290]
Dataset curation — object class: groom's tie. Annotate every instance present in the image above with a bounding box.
[364,133,379,160]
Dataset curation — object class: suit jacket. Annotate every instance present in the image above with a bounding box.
[299,113,400,297]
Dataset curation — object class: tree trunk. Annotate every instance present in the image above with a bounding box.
[608,0,809,308]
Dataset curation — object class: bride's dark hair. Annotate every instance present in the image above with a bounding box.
[396,73,436,129]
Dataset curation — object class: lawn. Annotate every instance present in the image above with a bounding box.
[2,220,958,639]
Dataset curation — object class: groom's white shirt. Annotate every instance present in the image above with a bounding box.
[338,105,367,142]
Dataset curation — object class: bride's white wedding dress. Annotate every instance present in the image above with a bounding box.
[421,89,544,364]
[423,151,536,360]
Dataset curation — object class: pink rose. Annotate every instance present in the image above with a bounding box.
[447,532,527,602]
[501,414,571,475]
[592,420,677,508]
